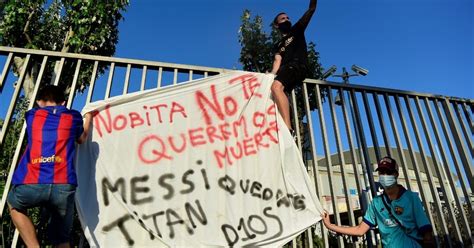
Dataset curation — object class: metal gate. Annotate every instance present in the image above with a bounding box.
[0,46,472,247]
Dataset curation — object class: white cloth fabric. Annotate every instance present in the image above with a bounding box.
[76,71,323,247]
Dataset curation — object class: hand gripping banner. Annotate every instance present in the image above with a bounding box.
[76,71,323,247]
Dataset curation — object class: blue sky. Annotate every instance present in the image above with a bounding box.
[115,0,473,99]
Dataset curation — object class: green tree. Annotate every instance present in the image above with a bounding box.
[0,96,28,247]
[0,0,129,98]
[238,9,326,160]
[238,10,273,73]
[0,97,28,172]
[0,1,128,245]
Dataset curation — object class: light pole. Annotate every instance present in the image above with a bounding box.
[323,65,369,105]
[332,64,368,84]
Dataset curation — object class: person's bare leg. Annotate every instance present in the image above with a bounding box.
[271,80,292,129]
[9,207,39,247]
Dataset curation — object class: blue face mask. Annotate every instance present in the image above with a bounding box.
[379,175,397,188]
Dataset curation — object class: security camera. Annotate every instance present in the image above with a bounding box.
[351,64,368,76]
[322,65,337,79]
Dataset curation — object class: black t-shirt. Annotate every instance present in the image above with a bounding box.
[273,10,314,68]
[274,22,308,67]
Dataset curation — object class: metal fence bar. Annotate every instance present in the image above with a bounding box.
[0,55,46,218]
[66,78,83,248]
[86,61,99,104]
[355,91,380,248]
[0,52,13,90]
[304,78,473,105]
[416,97,460,245]
[362,91,382,162]
[290,89,298,248]
[173,68,178,85]
[433,99,473,213]
[347,91,370,195]
[453,103,474,158]
[328,87,356,226]
[1,56,48,248]
[406,96,450,247]
[291,90,302,150]
[315,85,344,247]
[11,230,19,248]
[383,94,412,189]
[140,65,147,91]
[105,62,115,99]
[424,97,471,245]
[289,89,307,247]
[350,90,377,197]
[0,45,467,101]
[339,87,369,247]
[67,59,82,107]
[52,57,65,86]
[0,54,30,148]
[1,46,473,248]
[302,83,328,248]
[305,227,313,248]
[461,102,473,134]
[373,93,391,157]
[441,99,474,194]
[0,46,227,74]
[340,88,364,198]
[157,67,163,88]
[123,64,131,95]
[348,89,377,247]
[394,95,439,241]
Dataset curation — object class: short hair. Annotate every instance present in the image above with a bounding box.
[37,85,66,104]
[273,12,286,25]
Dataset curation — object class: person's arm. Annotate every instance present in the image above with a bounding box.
[270,54,282,74]
[295,0,317,30]
[321,211,370,236]
[412,192,435,246]
[421,230,434,246]
[77,112,92,144]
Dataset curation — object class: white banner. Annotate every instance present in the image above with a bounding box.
[76,71,323,247]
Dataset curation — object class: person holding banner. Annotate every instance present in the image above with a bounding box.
[321,156,435,248]
[270,0,317,135]
[7,85,92,248]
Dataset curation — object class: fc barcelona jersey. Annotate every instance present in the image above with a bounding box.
[12,106,84,185]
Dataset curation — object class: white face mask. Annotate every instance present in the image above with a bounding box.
[379,175,397,188]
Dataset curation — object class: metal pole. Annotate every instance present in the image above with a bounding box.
[349,89,377,247]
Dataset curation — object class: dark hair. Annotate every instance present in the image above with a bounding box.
[37,85,66,104]
[273,12,286,25]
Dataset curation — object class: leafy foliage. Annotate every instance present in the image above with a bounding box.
[0,0,129,96]
[0,96,28,247]
[0,1,129,245]
[431,201,473,247]
[0,97,28,172]
[238,10,273,73]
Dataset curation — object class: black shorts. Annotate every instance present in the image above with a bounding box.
[275,62,308,93]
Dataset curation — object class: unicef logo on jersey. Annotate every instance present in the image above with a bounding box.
[31,155,63,164]
[383,218,398,227]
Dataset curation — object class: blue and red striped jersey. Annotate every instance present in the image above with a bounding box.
[12,106,84,185]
